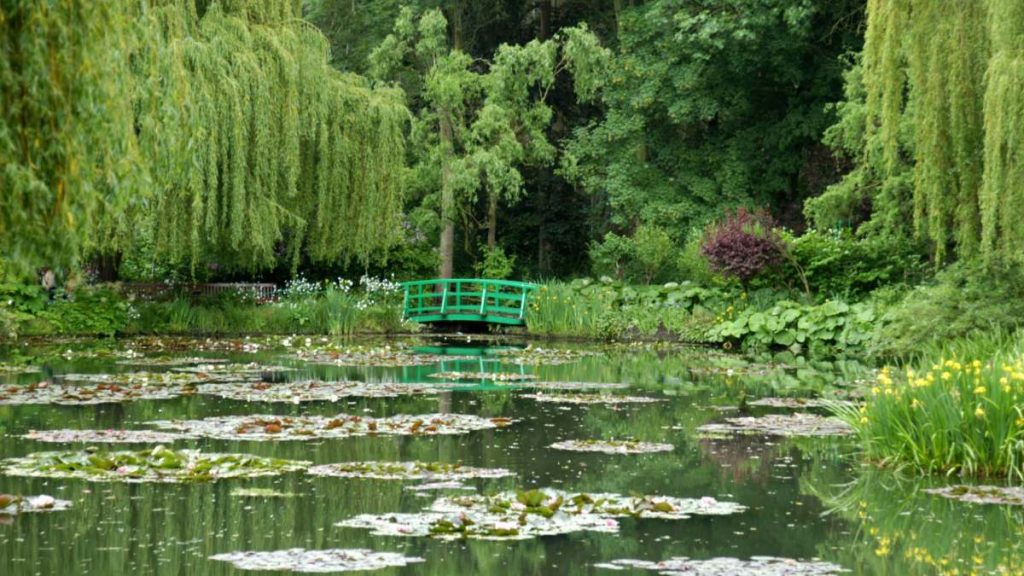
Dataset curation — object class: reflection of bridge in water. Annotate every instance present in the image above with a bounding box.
[401,279,537,329]
[399,341,531,392]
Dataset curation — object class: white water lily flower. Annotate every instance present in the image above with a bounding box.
[27,495,56,509]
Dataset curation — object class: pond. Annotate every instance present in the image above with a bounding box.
[1,336,1022,575]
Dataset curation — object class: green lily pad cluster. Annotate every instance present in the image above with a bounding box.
[595,556,849,575]
[24,429,194,443]
[697,413,853,437]
[428,371,536,382]
[0,494,72,516]
[747,397,858,409]
[61,371,224,386]
[117,357,229,367]
[172,362,292,376]
[296,345,470,367]
[923,485,1024,506]
[307,461,514,481]
[210,549,424,572]
[3,446,309,483]
[338,488,745,540]
[549,439,674,454]
[521,392,661,405]
[495,347,595,365]
[195,380,439,403]
[150,413,516,441]
[0,363,40,374]
[0,381,188,405]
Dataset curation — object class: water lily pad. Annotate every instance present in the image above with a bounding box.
[0,494,72,515]
[697,413,853,437]
[230,488,299,498]
[0,363,40,374]
[195,380,439,403]
[296,346,471,367]
[923,485,1024,506]
[210,548,424,572]
[496,347,595,365]
[526,381,631,391]
[549,440,674,454]
[747,398,859,409]
[117,357,229,367]
[595,556,848,575]
[522,392,662,405]
[172,363,293,376]
[61,371,229,386]
[338,488,744,540]
[306,461,513,481]
[405,481,475,492]
[428,371,536,382]
[24,429,194,443]
[150,413,516,441]
[0,381,187,405]
[3,447,308,483]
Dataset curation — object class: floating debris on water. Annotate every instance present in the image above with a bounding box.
[209,548,424,572]
[117,357,229,367]
[405,481,475,492]
[149,413,516,441]
[61,371,230,386]
[230,488,299,498]
[307,461,514,481]
[697,413,853,437]
[549,440,674,454]
[595,556,849,575]
[495,347,596,365]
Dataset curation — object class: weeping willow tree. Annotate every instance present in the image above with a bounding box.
[135,0,408,272]
[2,0,406,275]
[0,1,143,273]
[810,0,1024,266]
[981,0,1024,263]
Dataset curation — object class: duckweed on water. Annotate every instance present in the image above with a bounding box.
[698,413,853,437]
[3,446,308,483]
[209,548,424,572]
[306,461,514,481]
[150,413,516,441]
[595,556,848,575]
[24,429,195,443]
[521,392,662,405]
[0,382,188,405]
[549,439,674,454]
[338,488,744,540]
[195,380,439,402]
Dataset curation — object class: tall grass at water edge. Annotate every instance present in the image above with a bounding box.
[834,333,1024,480]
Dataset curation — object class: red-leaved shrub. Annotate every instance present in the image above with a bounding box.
[700,208,784,284]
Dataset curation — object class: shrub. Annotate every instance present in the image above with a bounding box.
[707,299,876,353]
[872,262,1024,357]
[833,346,1024,480]
[474,245,516,280]
[701,208,784,285]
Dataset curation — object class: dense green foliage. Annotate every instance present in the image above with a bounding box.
[812,0,1024,268]
[2,0,406,275]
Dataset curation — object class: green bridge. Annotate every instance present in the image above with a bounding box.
[401,278,538,327]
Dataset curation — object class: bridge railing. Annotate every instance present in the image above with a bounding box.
[401,278,538,325]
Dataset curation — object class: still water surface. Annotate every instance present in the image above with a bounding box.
[1,337,1022,575]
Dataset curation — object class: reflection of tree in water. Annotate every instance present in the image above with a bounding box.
[697,435,788,485]
[802,466,1024,575]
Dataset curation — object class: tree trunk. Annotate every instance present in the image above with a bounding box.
[539,0,552,40]
[439,220,455,278]
[487,192,498,250]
